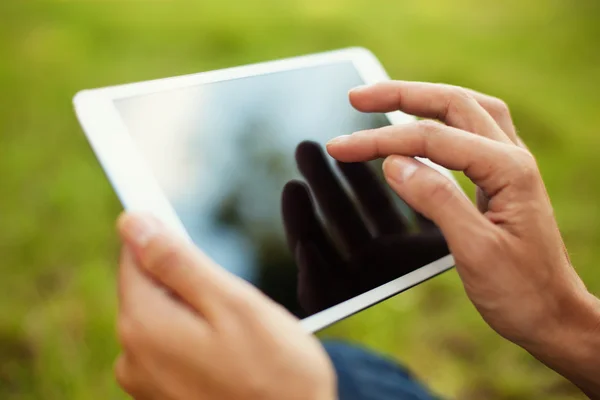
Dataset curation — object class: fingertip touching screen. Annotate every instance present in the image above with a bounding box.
[114,62,449,318]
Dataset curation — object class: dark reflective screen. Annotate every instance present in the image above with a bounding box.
[115,62,449,318]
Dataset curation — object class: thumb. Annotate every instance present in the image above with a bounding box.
[117,212,244,318]
[382,156,492,249]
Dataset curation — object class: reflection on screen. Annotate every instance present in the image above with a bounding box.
[115,62,449,318]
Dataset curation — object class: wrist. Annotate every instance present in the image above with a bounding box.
[524,290,600,396]
[528,290,600,357]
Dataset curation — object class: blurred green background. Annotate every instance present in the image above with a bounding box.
[1,1,599,399]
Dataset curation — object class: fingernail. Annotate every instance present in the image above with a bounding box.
[348,84,369,94]
[384,157,419,183]
[327,135,352,146]
[118,213,160,248]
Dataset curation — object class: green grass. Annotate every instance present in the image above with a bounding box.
[1,1,599,399]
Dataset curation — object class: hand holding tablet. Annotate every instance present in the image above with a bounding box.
[116,214,336,400]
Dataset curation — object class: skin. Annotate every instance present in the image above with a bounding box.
[328,81,600,398]
[115,217,335,400]
[115,81,600,399]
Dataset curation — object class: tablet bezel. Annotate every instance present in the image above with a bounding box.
[74,47,458,332]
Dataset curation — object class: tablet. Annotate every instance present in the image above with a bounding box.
[74,48,457,332]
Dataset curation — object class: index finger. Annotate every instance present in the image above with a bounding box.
[326,121,518,196]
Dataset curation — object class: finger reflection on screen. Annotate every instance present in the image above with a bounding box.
[282,141,449,316]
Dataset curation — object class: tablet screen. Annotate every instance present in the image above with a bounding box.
[114,61,449,318]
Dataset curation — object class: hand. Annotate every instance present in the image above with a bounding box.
[326,81,600,397]
[114,213,336,400]
[282,141,448,315]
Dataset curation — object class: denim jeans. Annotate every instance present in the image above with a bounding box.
[324,341,439,400]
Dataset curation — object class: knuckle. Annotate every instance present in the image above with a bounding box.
[427,177,456,207]
[371,133,385,159]
[223,283,266,317]
[416,120,443,155]
[146,238,182,279]
[114,357,136,395]
[224,290,247,309]
[487,97,511,119]
[444,86,477,113]
[417,119,443,134]
[116,316,137,351]
[117,315,149,352]
[449,86,474,102]
[510,148,540,185]
[227,288,258,314]
[444,87,478,120]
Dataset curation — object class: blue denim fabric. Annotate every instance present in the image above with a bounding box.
[324,341,439,400]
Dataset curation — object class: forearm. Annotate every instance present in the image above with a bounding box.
[525,292,600,399]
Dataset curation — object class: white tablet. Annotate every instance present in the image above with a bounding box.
[74,47,457,332]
